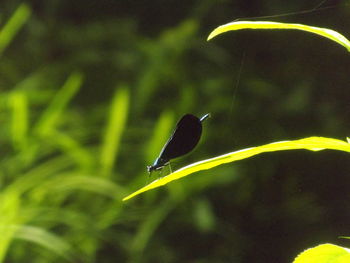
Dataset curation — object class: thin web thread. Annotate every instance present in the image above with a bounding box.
[235,0,339,21]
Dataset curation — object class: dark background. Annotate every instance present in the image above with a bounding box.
[1,0,349,262]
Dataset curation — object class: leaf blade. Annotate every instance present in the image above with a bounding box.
[293,243,350,263]
[207,21,350,52]
[100,86,129,176]
[123,136,350,201]
[0,3,31,56]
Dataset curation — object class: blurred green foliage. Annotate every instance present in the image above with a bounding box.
[0,1,349,262]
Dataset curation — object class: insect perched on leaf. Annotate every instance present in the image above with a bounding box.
[147,113,210,175]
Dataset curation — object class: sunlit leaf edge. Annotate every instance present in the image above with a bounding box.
[207,21,350,52]
[123,136,350,201]
[293,243,350,263]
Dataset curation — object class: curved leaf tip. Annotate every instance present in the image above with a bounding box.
[207,21,350,52]
[293,243,350,263]
[123,137,350,201]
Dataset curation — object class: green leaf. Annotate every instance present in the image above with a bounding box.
[9,91,28,150]
[32,174,126,200]
[14,225,73,260]
[207,21,350,52]
[100,86,129,176]
[46,130,93,169]
[34,72,83,136]
[145,110,175,163]
[293,243,350,263]
[123,136,350,201]
[130,200,174,258]
[0,3,31,56]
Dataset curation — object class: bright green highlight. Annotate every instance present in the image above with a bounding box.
[123,136,350,201]
[207,21,350,52]
[293,243,350,263]
[100,86,129,176]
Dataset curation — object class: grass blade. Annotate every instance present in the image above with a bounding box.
[0,3,31,56]
[207,21,350,52]
[0,192,21,262]
[100,86,129,176]
[9,91,28,150]
[46,130,93,169]
[14,225,73,260]
[32,174,126,200]
[35,72,83,135]
[145,110,175,163]
[130,200,174,260]
[123,136,350,201]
